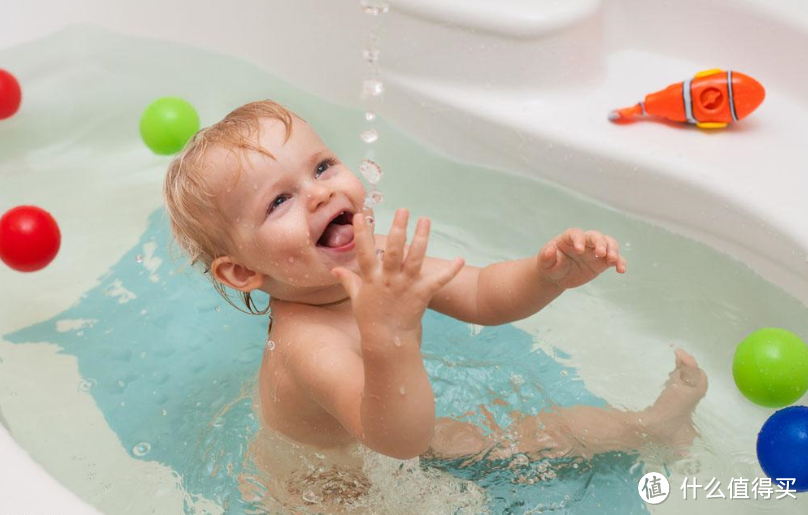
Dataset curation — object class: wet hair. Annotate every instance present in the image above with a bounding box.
[162,100,295,315]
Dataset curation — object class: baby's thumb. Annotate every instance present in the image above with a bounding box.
[331,267,360,298]
[539,244,559,270]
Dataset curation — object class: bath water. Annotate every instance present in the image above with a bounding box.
[1,26,807,515]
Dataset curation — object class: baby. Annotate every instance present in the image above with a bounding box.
[163,100,707,506]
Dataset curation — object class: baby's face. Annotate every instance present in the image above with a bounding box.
[210,117,368,300]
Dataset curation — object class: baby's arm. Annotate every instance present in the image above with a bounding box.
[319,209,464,459]
[427,228,627,325]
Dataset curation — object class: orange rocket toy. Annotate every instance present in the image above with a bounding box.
[609,69,765,129]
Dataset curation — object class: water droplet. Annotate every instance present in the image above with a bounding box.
[301,489,323,504]
[161,409,168,416]
[266,339,276,351]
[364,189,384,209]
[360,128,379,144]
[365,111,376,121]
[77,378,97,392]
[359,159,382,184]
[399,385,406,395]
[287,256,295,263]
[365,216,375,227]
[393,336,402,347]
[362,47,380,64]
[362,78,384,97]
[133,442,151,457]
[624,242,631,249]
[135,255,143,263]
[360,0,389,16]
[560,369,569,377]
[215,306,221,312]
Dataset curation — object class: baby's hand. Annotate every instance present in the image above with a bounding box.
[331,209,464,346]
[538,228,627,290]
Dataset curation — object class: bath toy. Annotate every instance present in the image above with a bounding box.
[0,206,61,272]
[757,406,808,492]
[733,328,808,408]
[609,69,765,129]
[139,97,200,155]
[0,68,22,120]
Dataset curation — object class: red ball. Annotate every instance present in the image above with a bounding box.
[0,69,22,120]
[0,206,61,272]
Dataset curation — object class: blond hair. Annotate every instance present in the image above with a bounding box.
[163,100,295,315]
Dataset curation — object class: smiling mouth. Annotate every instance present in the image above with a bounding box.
[316,211,355,249]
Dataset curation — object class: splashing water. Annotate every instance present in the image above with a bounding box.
[358,2,388,210]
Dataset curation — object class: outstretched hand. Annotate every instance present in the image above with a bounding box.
[331,209,465,338]
[538,228,627,290]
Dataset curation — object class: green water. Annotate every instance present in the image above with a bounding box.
[0,25,806,515]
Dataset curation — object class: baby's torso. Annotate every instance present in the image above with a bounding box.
[258,300,361,449]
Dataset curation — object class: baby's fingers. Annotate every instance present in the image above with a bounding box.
[383,208,408,273]
[353,213,378,275]
[403,217,430,276]
[539,243,559,270]
[561,228,586,254]
[616,255,628,273]
[331,267,361,299]
[426,257,465,294]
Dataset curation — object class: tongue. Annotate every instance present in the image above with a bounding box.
[320,223,354,248]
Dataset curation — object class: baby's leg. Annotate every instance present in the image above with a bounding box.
[511,349,708,460]
[425,349,708,462]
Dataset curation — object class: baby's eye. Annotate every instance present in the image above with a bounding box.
[267,194,289,215]
[315,157,337,178]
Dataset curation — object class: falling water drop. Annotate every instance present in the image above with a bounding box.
[362,78,384,97]
[362,47,380,64]
[359,159,382,184]
[399,385,407,395]
[359,128,379,144]
[135,255,143,263]
[365,111,376,121]
[266,339,276,351]
[364,189,384,208]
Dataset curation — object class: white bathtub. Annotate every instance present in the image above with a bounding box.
[1,0,807,513]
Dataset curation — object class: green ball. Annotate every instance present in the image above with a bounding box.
[733,328,808,408]
[139,97,200,155]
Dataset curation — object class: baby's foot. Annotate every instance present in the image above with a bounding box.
[643,349,708,452]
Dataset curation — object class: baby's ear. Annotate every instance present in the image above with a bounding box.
[210,256,265,292]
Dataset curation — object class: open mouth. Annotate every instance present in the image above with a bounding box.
[316,211,355,249]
